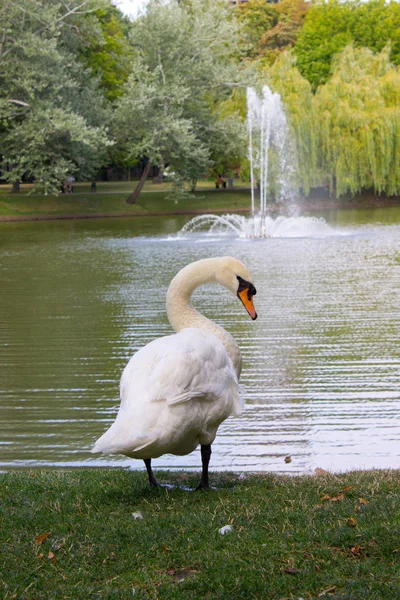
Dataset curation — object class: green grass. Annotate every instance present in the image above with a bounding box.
[0,181,251,220]
[2,469,400,599]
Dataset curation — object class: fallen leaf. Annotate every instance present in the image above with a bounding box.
[350,544,362,556]
[48,551,55,560]
[340,485,353,493]
[318,586,336,597]
[284,456,292,464]
[347,517,358,527]
[34,532,51,545]
[359,498,369,505]
[314,467,329,477]
[330,494,345,502]
[283,567,301,575]
[322,494,344,502]
[165,567,198,581]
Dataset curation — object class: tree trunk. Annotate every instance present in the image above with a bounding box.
[126,159,152,204]
[12,180,20,193]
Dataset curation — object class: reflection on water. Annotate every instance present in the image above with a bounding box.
[0,209,400,473]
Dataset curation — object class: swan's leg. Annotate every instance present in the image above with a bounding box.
[197,444,212,490]
[144,458,159,486]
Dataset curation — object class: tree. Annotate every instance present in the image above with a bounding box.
[235,0,279,58]
[313,45,400,196]
[114,0,246,203]
[294,0,400,88]
[78,5,133,102]
[259,0,310,59]
[235,0,309,62]
[0,0,111,193]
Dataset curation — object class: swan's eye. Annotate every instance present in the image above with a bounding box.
[236,275,257,299]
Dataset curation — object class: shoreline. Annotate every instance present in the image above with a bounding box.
[1,197,400,223]
[0,207,252,223]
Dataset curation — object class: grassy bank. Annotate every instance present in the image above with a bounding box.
[1,181,400,222]
[0,182,251,221]
[1,469,400,599]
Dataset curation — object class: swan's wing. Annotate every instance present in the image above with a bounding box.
[92,328,243,456]
[120,328,240,409]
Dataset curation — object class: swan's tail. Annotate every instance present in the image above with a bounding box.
[91,420,152,456]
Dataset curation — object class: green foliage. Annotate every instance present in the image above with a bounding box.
[0,0,111,193]
[236,0,279,57]
[313,45,400,197]
[236,0,309,62]
[260,0,310,56]
[114,0,246,197]
[78,6,133,102]
[295,0,400,87]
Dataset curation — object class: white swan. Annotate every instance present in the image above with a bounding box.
[91,256,257,488]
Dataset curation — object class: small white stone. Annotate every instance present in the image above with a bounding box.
[131,511,144,520]
[218,525,233,535]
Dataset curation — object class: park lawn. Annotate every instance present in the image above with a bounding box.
[0,184,251,219]
[1,469,400,599]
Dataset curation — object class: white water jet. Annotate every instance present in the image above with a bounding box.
[246,85,296,237]
[177,86,333,240]
[177,213,333,239]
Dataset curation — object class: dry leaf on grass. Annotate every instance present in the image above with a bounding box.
[340,485,353,493]
[359,498,369,505]
[318,586,336,597]
[347,517,358,527]
[350,544,362,556]
[322,494,344,502]
[34,532,51,545]
[283,567,301,575]
[166,567,198,581]
[314,467,329,477]
[331,494,345,502]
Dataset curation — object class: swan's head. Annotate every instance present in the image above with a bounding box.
[216,257,257,320]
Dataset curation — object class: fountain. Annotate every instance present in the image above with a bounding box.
[178,85,333,239]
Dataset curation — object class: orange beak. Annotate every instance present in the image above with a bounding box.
[238,288,257,320]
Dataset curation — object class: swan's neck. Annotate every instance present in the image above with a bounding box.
[166,259,242,377]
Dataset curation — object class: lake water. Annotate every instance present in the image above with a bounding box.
[1,207,400,474]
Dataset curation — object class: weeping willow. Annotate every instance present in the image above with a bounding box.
[313,45,400,197]
[217,45,400,198]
